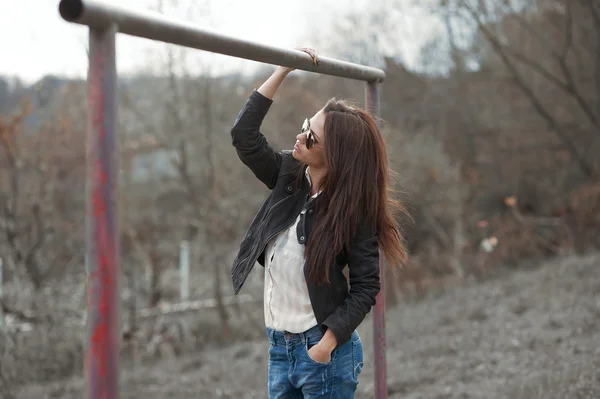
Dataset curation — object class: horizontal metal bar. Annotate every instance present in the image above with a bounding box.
[58,0,386,83]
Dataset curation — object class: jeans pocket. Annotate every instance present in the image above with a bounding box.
[305,341,333,365]
[352,337,364,381]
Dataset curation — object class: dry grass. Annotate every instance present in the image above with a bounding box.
[9,253,600,399]
[508,357,600,399]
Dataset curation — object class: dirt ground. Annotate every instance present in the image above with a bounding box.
[15,253,600,399]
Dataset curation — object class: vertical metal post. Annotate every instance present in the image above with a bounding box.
[179,240,190,301]
[86,24,120,399]
[366,81,387,399]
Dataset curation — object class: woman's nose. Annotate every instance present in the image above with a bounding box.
[296,132,306,143]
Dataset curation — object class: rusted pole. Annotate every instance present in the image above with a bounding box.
[86,24,120,399]
[366,81,387,399]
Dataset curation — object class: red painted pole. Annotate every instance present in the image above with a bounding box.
[86,24,120,399]
[366,81,387,399]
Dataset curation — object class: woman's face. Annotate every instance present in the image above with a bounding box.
[292,109,326,168]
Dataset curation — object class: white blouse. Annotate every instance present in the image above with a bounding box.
[263,168,320,333]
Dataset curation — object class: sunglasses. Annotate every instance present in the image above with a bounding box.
[301,118,320,149]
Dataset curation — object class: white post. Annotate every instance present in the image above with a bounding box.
[0,257,4,330]
[179,241,190,301]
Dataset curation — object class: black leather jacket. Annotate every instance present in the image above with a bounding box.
[230,89,381,346]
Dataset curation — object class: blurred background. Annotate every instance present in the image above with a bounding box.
[1,0,599,398]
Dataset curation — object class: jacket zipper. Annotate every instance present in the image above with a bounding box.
[232,214,298,280]
[231,193,299,277]
[263,192,293,220]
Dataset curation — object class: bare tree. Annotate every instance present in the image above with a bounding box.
[113,0,265,340]
[443,0,600,178]
[0,95,85,311]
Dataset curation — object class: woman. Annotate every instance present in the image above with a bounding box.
[230,48,407,398]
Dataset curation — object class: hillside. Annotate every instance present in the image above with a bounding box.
[15,253,600,399]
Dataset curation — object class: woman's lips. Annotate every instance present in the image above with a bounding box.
[294,143,302,153]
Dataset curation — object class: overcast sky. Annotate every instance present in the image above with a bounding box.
[0,0,434,84]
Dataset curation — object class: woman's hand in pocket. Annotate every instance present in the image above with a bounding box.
[308,342,333,363]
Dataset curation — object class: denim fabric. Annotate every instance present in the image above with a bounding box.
[266,325,364,398]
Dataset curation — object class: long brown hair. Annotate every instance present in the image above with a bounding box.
[305,98,408,284]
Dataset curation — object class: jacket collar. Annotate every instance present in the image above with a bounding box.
[305,166,322,199]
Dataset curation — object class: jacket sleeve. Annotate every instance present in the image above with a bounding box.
[231,89,283,189]
[322,233,381,346]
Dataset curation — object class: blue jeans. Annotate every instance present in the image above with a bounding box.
[266,325,364,398]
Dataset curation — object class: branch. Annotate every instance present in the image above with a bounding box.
[20,204,46,288]
[510,11,558,53]
[507,47,598,129]
[125,228,155,270]
[560,1,573,61]
[507,50,569,89]
[421,207,452,248]
[510,8,599,130]
[120,89,165,142]
[587,0,600,27]
[43,250,82,283]
[582,0,600,126]
[1,300,38,323]
[556,2,599,130]
[0,118,24,267]
[172,140,203,216]
[162,47,206,217]
[459,0,597,178]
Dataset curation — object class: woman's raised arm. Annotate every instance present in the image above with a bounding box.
[230,69,290,189]
[230,49,319,189]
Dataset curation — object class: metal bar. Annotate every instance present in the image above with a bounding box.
[86,24,120,399]
[58,0,385,83]
[366,81,388,399]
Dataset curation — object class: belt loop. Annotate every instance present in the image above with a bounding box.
[268,328,274,345]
